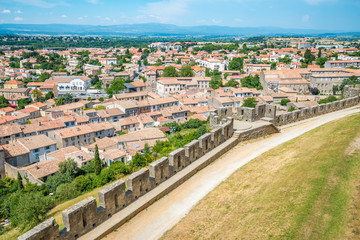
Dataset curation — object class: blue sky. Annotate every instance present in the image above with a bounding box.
[0,0,359,31]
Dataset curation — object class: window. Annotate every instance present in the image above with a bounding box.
[45,146,50,150]
[34,149,39,153]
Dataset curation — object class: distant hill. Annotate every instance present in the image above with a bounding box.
[0,23,359,37]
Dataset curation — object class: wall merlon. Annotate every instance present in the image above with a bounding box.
[62,197,98,238]
[18,217,59,240]
[184,140,199,163]
[168,148,186,173]
[149,157,169,186]
[126,168,151,199]
[98,180,126,217]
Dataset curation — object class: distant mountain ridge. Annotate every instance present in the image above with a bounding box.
[0,23,359,37]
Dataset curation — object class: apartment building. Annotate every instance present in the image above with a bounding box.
[0,123,23,144]
[46,75,91,94]
[324,60,360,69]
[2,135,56,167]
[196,58,227,71]
[48,122,117,148]
[244,64,271,74]
[260,69,310,93]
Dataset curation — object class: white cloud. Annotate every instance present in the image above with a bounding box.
[78,17,84,20]
[2,10,11,14]
[61,14,67,18]
[302,14,310,24]
[15,10,22,14]
[304,0,336,4]
[234,18,244,22]
[14,17,23,21]
[104,17,111,21]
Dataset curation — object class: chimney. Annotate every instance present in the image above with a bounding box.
[38,121,42,126]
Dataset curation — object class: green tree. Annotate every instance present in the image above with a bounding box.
[332,85,339,95]
[242,97,256,108]
[105,77,127,95]
[162,66,178,77]
[63,93,73,104]
[56,183,80,201]
[224,79,239,88]
[304,49,315,65]
[316,57,327,68]
[271,62,277,70]
[31,87,43,102]
[280,99,291,106]
[17,98,29,110]
[94,144,102,175]
[0,96,10,108]
[74,175,92,192]
[10,191,54,230]
[38,72,51,82]
[340,75,359,91]
[131,153,147,167]
[240,74,262,90]
[17,172,24,190]
[59,158,79,178]
[317,49,322,58]
[179,66,194,77]
[55,97,65,106]
[45,91,54,100]
[228,58,243,71]
[210,75,223,90]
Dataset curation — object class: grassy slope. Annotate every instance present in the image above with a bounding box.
[161,114,360,240]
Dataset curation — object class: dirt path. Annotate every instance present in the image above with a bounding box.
[104,106,360,240]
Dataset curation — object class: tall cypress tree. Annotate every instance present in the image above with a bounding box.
[94,144,102,175]
[17,172,24,190]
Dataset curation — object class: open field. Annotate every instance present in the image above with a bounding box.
[161,114,360,240]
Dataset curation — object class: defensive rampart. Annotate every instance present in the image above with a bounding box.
[19,94,360,240]
[19,118,235,240]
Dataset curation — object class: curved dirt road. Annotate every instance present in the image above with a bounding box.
[103,106,360,240]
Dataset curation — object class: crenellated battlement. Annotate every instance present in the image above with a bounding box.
[18,118,235,240]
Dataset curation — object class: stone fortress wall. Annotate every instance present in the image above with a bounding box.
[235,86,360,125]
[19,117,234,240]
[19,86,360,240]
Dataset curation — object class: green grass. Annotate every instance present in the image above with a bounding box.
[161,114,360,240]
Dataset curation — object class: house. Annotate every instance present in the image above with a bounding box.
[4,80,24,89]
[46,75,91,94]
[208,97,234,108]
[20,146,94,183]
[244,64,271,74]
[48,122,117,148]
[0,123,23,144]
[17,107,41,119]
[157,78,185,97]
[197,58,227,71]
[2,135,57,167]
[324,60,360,69]
[260,69,310,93]
[195,77,211,89]
[100,149,127,166]
[112,127,167,147]
[21,119,66,137]
[27,82,58,97]
[297,42,312,49]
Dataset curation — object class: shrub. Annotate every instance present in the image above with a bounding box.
[56,183,80,201]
